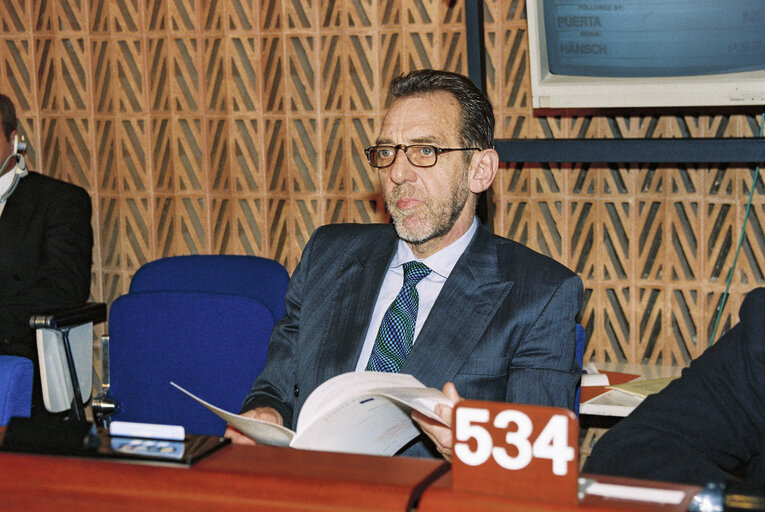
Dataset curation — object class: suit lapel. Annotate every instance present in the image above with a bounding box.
[318,228,398,373]
[401,226,514,387]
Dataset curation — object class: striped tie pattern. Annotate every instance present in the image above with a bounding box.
[366,261,431,373]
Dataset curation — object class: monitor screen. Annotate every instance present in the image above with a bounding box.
[545,1,764,78]
[527,0,765,108]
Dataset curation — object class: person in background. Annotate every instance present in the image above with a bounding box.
[226,69,582,459]
[0,93,93,417]
[584,287,765,485]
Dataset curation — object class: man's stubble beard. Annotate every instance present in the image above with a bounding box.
[385,171,470,246]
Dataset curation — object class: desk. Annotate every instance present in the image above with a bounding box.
[0,435,706,511]
[0,442,446,511]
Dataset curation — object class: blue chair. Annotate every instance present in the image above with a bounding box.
[574,323,586,416]
[0,356,33,426]
[96,255,289,436]
[128,255,289,322]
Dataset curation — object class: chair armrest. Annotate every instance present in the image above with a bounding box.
[29,303,106,421]
[29,303,107,330]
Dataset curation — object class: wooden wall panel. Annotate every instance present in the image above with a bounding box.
[1,0,763,366]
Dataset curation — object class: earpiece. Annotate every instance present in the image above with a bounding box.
[13,134,27,155]
[11,134,28,176]
[0,133,28,202]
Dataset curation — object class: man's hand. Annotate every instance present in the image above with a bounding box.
[412,382,461,461]
[224,406,284,445]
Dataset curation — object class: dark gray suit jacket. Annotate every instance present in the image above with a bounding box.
[243,222,583,457]
[0,171,92,359]
[584,287,765,484]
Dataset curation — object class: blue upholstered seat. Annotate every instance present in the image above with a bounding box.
[128,255,289,323]
[0,356,33,426]
[102,255,289,436]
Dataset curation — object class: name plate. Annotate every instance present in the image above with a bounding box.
[452,400,578,505]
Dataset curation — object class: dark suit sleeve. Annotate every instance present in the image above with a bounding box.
[583,288,765,485]
[504,273,583,409]
[0,182,93,349]
[239,228,316,426]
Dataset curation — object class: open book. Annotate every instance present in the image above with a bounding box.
[171,372,453,456]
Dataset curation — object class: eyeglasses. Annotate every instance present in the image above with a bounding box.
[364,144,480,169]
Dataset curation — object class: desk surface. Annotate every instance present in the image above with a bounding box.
[0,442,446,512]
[580,362,684,417]
[0,437,704,512]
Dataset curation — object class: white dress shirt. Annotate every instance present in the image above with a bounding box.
[355,217,479,370]
[0,163,18,217]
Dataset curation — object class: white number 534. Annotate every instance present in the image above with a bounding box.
[454,407,575,476]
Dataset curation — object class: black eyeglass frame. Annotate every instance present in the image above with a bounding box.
[364,144,481,168]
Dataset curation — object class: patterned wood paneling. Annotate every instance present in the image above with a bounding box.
[1,0,762,366]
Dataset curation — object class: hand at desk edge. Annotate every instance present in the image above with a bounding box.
[224,407,284,445]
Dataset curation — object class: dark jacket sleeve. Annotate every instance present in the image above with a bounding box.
[583,287,765,485]
[0,177,93,355]
[239,226,317,426]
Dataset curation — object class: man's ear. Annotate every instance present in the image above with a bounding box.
[468,148,499,194]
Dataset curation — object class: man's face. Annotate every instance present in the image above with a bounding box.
[0,130,15,174]
[376,91,475,256]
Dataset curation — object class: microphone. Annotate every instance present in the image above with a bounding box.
[0,134,29,203]
[12,134,28,176]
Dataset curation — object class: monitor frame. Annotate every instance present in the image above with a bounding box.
[526,0,765,109]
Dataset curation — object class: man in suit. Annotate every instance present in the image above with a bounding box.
[0,93,93,415]
[583,287,765,485]
[225,70,583,458]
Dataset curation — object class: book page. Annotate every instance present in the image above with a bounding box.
[296,372,433,433]
[289,394,420,455]
[170,382,296,447]
[607,377,678,398]
[291,373,452,456]
[373,386,452,424]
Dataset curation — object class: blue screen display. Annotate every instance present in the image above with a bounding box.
[544,0,765,77]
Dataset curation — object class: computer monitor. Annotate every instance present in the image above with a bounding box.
[526,0,765,108]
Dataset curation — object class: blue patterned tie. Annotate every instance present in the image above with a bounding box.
[366,261,432,372]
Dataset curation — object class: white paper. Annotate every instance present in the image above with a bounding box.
[171,372,453,456]
[297,372,450,432]
[586,482,686,504]
[581,373,609,387]
[171,382,296,446]
[290,394,419,454]
[583,362,600,375]
[110,420,185,441]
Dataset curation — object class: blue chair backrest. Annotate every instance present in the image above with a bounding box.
[574,323,586,415]
[108,291,275,435]
[0,356,33,426]
[129,255,290,323]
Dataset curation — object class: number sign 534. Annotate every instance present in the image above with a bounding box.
[455,406,575,475]
[451,402,579,503]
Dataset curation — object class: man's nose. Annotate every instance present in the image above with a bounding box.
[387,147,417,184]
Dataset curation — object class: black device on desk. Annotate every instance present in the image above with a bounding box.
[1,416,100,456]
[1,418,229,465]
